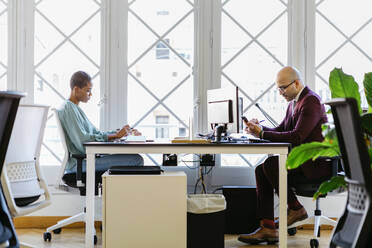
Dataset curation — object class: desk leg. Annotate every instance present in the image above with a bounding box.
[85,152,95,248]
[278,154,287,248]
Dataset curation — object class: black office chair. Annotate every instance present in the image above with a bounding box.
[288,156,342,248]
[0,91,25,247]
[327,98,372,248]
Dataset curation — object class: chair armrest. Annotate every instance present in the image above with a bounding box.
[70,154,102,187]
[325,156,341,177]
[71,154,86,187]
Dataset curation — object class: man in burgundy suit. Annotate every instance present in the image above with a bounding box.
[238,66,331,244]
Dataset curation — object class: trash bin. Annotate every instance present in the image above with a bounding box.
[187,194,226,248]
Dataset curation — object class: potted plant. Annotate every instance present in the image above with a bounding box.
[286,68,372,199]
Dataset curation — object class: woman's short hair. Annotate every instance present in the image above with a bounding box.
[70,71,91,89]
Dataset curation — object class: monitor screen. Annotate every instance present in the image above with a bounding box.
[207,86,242,133]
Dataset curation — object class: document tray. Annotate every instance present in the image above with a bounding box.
[108,166,163,175]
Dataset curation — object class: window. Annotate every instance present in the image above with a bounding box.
[34,0,102,165]
[220,0,288,167]
[156,39,170,60]
[155,115,169,138]
[3,0,370,183]
[127,0,194,164]
[0,0,8,90]
[179,127,186,136]
[314,0,372,107]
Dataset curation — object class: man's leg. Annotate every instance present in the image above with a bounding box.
[261,156,308,226]
[238,158,278,244]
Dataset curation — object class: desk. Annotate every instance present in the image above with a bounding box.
[84,142,290,248]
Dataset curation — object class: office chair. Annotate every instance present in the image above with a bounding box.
[44,109,103,244]
[287,156,342,248]
[0,91,25,248]
[326,98,372,248]
[1,104,52,248]
[1,104,51,214]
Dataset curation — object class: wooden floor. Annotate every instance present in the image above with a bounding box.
[16,228,333,248]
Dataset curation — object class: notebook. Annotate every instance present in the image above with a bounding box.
[108,166,163,175]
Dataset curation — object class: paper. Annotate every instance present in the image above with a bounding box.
[123,135,146,142]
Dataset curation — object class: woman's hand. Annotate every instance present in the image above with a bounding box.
[131,129,142,136]
[116,125,131,138]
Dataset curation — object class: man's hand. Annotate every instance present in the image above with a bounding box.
[249,118,259,125]
[245,121,262,138]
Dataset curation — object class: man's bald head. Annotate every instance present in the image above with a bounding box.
[276,66,304,102]
[276,66,303,85]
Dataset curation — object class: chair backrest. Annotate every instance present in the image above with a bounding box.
[327,98,372,248]
[52,108,70,188]
[0,91,25,247]
[328,98,372,187]
[1,104,51,217]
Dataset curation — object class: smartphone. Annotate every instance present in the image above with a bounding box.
[241,116,248,123]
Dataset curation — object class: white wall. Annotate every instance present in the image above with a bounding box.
[30,165,347,219]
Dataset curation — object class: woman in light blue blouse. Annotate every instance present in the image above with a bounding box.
[57,71,143,174]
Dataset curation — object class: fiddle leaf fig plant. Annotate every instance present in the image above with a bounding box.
[329,68,362,114]
[363,72,372,113]
[286,68,372,199]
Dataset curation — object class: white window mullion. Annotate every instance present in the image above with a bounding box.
[304,0,316,90]
[7,0,34,103]
[100,0,128,130]
[288,0,306,84]
[194,0,220,134]
[101,0,127,131]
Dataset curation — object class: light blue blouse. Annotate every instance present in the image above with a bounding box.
[57,100,115,171]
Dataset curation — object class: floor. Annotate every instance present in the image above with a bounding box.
[16,228,333,247]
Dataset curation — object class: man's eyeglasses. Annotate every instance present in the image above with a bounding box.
[277,80,296,92]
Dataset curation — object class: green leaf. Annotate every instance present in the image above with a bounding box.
[362,113,372,136]
[369,148,372,165]
[363,72,372,109]
[286,142,340,170]
[329,68,362,114]
[313,176,347,199]
[321,124,338,145]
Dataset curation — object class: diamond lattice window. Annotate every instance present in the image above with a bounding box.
[315,0,372,107]
[221,0,288,166]
[127,0,194,164]
[34,0,102,165]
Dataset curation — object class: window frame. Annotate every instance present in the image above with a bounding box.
[7,0,319,186]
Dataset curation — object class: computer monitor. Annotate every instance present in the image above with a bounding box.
[207,86,242,139]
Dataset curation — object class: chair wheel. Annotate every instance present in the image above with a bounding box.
[310,238,319,248]
[43,232,51,242]
[288,227,297,236]
[53,228,62,234]
[94,235,97,245]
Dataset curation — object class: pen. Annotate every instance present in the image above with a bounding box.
[259,120,265,123]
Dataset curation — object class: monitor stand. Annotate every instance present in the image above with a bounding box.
[212,124,235,143]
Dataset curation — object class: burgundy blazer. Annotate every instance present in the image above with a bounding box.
[262,86,330,179]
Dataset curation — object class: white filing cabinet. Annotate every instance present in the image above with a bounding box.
[102,171,187,248]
